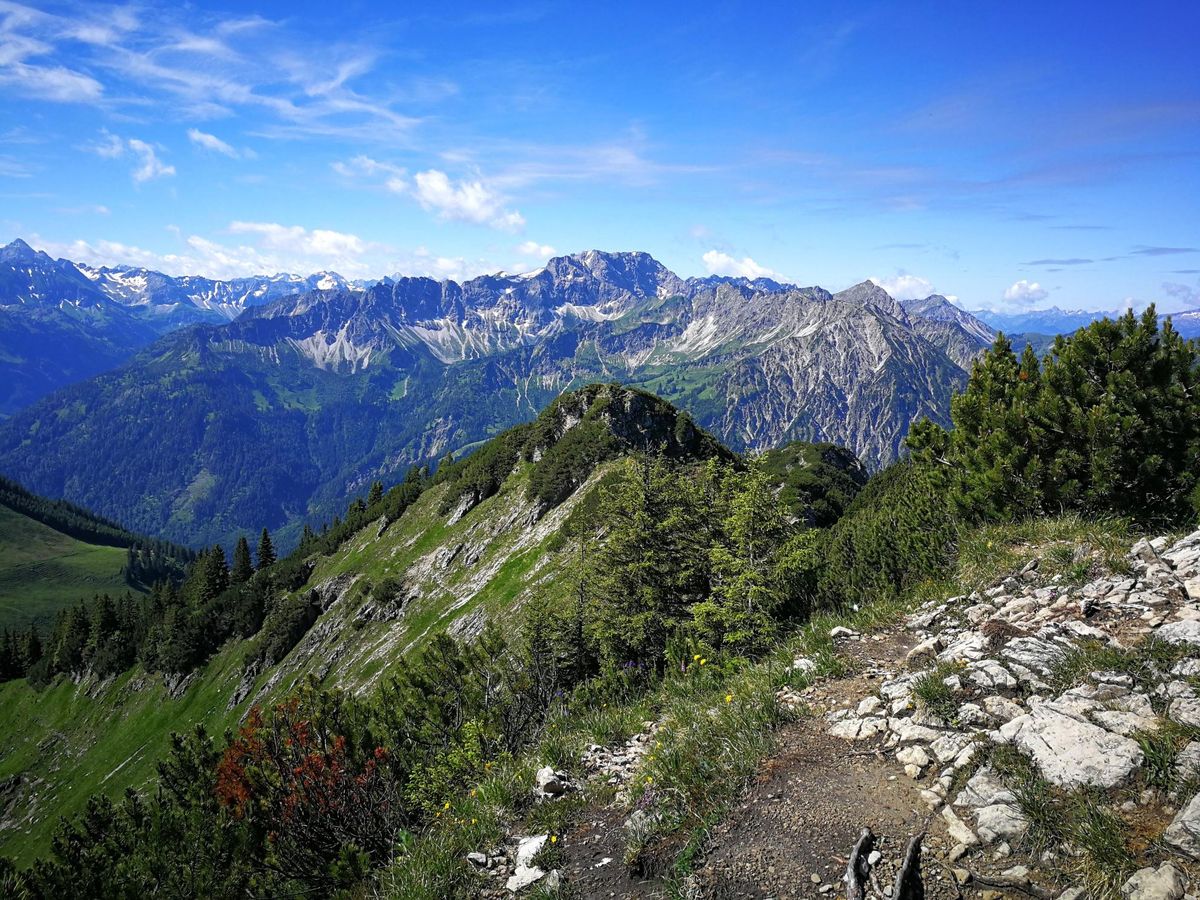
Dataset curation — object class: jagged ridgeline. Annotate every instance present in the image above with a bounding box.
[0,249,992,549]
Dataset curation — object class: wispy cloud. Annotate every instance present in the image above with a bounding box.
[410,170,524,231]
[331,154,407,192]
[1130,245,1197,257]
[87,130,175,182]
[516,240,555,258]
[1024,258,1093,266]
[187,128,251,159]
[30,223,506,283]
[1162,280,1200,312]
[0,2,427,144]
[0,155,33,178]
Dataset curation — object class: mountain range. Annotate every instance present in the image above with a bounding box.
[0,239,359,413]
[0,246,996,548]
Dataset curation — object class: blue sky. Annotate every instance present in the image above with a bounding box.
[1,0,1198,311]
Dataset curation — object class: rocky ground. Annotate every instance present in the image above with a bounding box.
[477,529,1200,899]
[798,530,1200,900]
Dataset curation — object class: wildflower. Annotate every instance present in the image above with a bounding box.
[693,654,701,661]
[444,801,451,810]
[472,818,478,825]
[645,776,653,784]
[700,658,707,666]
[725,694,733,703]
[551,835,557,844]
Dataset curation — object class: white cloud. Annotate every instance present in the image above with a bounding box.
[88,131,175,182]
[1003,279,1049,304]
[516,240,555,258]
[412,169,525,232]
[1162,281,1200,313]
[31,227,519,284]
[227,221,366,258]
[869,273,935,301]
[91,130,125,158]
[0,6,424,143]
[187,128,242,158]
[331,154,408,194]
[127,138,175,182]
[701,250,779,280]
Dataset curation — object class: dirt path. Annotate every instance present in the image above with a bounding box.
[558,629,967,900]
[691,630,960,900]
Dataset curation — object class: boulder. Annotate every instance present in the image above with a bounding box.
[829,717,885,740]
[1001,635,1066,675]
[982,695,1025,723]
[999,704,1143,789]
[1163,793,1200,859]
[535,766,570,797]
[1120,862,1186,900]
[941,806,979,846]
[1170,698,1200,729]
[975,803,1029,845]
[897,745,931,769]
[857,696,884,717]
[930,733,974,763]
[506,834,549,892]
[1157,620,1200,647]
[1175,742,1200,783]
[955,767,1017,808]
[966,659,1018,691]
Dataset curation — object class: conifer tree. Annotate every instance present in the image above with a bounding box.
[23,624,42,672]
[0,630,17,680]
[257,528,276,569]
[231,536,254,584]
[693,464,788,655]
[587,455,709,670]
[368,481,384,506]
[911,309,1200,524]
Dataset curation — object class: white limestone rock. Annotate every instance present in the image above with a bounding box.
[999,704,1143,789]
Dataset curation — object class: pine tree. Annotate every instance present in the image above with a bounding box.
[912,309,1200,524]
[257,528,276,569]
[231,536,254,584]
[693,463,788,656]
[86,595,120,674]
[587,455,709,670]
[368,480,384,506]
[23,624,43,672]
[197,546,229,606]
[0,630,16,680]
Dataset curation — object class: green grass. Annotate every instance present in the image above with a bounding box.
[0,503,135,630]
[910,660,962,722]
[955,514,1135,593]
[0,462,604,865]
[1048,637,1194,698]
[0,643,252,865]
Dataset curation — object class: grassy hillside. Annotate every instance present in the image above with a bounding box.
[0,461,610,864]
[0,503,133,630]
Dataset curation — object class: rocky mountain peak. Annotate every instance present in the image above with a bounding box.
[834,280,907,320]
[1,238,50,265]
